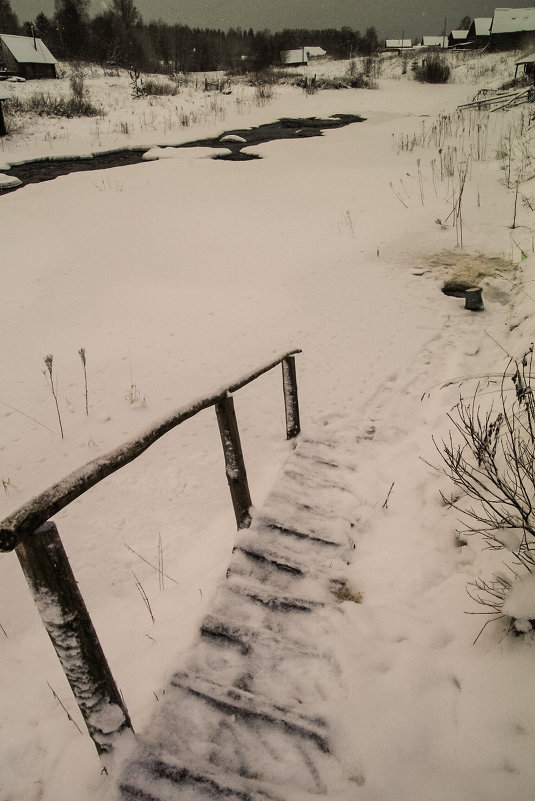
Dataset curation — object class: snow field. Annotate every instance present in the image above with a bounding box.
[1,55,535,800]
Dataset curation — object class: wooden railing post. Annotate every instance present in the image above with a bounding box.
[215,394,252,529]
[15,521,133,755]
[282,355,301,439]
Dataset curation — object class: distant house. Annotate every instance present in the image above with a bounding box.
[421,36,447,48]
[448,29,469,47]
[280,46,326,66]
[466,17,492,46]
[489,7,535,50]
[0,34,57,79]
[385,39,412,50]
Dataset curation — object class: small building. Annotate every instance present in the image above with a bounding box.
[0,33,57,79]
[489,7,535,50]
[466,17,492,46]
[448,29,469,47]
[514,51,535,78]
[385,39,412,50]
[421,36,447,48]
[280,46,326,66]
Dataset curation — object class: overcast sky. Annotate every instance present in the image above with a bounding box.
[12,0,497,38]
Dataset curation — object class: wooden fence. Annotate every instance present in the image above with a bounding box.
[0,350,301,756]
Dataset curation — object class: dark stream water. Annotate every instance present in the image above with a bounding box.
[1,113,365,193]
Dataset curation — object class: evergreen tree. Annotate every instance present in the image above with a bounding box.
[0,0,19,34]
[54,0,90,58]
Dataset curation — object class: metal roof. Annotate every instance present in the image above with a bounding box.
[491,7,535,34]
[450,30,469,39]
[385,39,412,48]
[516,51,535,63]
[0,34,57,65]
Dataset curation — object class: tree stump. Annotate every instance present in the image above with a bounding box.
[465,287,484,311]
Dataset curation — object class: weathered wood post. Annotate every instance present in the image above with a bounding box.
[15,521,133,755]
[282,355,301,439]
[215,393,252,529]
[465,287,484,311]
[0,101,6,137]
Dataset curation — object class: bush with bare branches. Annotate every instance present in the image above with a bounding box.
[437,346,535,635]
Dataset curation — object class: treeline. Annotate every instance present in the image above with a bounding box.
[0,0,379,72]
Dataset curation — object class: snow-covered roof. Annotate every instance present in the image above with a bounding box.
[450,30,469,40]
[305,46,326,57]
[0,34,57,65]
[470,17,492,36]
[280,48,309,65]
[280,46,325,64]
[422,36,446,46]
[0,84,10,100]
[385,39,412,48]
[491,7,535,34]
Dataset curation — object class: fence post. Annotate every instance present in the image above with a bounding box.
[215,394,252,529]
[282,356,301,439]
[15,521,133,756]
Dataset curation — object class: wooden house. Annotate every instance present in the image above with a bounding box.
[489,7,535,50]
[466,17,492,46]
[0,34,57,79]
[448,30,469,47]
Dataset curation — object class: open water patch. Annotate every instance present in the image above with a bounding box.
[0,113,365,193]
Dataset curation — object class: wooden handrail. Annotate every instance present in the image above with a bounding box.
[0,349,301,552]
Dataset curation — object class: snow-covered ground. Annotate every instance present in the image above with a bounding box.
[1,50,535,800]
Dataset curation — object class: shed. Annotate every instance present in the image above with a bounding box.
[280,48,308,66]
[0,34,57,79]
[466,17,492,45]
[0,82,8,135]
[514,51,535,78]
[385,39,412,49]
[280,46,326,66]
[421,36,447,47]
[448,30,469,47]
[490,7,535,49]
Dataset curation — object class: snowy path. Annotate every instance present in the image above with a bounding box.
[119,436,360,800]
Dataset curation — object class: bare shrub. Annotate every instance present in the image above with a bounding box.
[414,54,451,83]
[437,347,535,633]
[143,78,178,96]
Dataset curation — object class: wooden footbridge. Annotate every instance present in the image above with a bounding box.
[1,350,360,799]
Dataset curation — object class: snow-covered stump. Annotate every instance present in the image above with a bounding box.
[465,286,484,311]
[15,521,133,755]
[282,355,301,440]
[215,394,252,529]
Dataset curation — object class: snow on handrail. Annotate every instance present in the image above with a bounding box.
[0,349,301,552]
